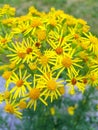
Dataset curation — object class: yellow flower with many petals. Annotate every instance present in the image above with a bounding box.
[24,87,47,111]
[36,68,64,102]
[66,69,86,93]
[4,101,22,118]
[8,69,31,99]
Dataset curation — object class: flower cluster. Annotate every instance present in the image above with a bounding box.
[0,4,98,118]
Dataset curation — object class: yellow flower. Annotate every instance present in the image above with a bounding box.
[7,41,26,64]
[79,51,89,63]
[3,90,10,100]
[77,18,87,25]
[36,29,46,41]
[9,69,31,99]
[24,17,42,35]
[37,50,56,72]
[28,6,41,16]
[2,17,16,27]
[66,69,86,93]
[18,100,27,109]
[0,4,16,16]
[20,38,39,63]
[29,62,37,70]
[7,38,39,64]
[2,71,12,80]
[4,101,22,118]
[66,15,77,26]
[84,32,98,53]
[0,34,12,48]
[87,71,98,87]
[9,61,16,69]
[25,88,47,111]
[50,107,55,116]
[58,86,65,95]
[36,68,64,102]
[53,48,82,76]
[47,30,72,57]
[67,106,75,116]
[12,21,29,34]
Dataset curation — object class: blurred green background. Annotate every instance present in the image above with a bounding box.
[0,0,98,36]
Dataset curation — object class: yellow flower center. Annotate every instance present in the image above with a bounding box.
[16,80,24,87]
[49,19,57,26]
[37,30,46,41]
[19,101,27,109]
[26,48,32,54]
[2,71,12,80]
[47,79,57,91]
[1,38,7,44]
[29,63,37,70]
[19,64,25,69]
[71,78,77,85]
[29,88,40,100]
[4,104,14,114]
[31,19,42,27]
[9,62,16,69]
[90,76,96,82]
[55,47,63,55]
[89,36,97,44]
[40,55,49,66]
[62,56,72,68]
[74,34,79,39]
[17,52,26,58]
[80,42,88,50]
[59,86,65,95]
[82,25,90,33]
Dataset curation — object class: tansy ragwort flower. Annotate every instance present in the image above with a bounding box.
[0,34,13,48]
[2,70,12,81]
[0,4,16,17]
[18,100,27,110]
[23,87,48,111]
[2,90,11,101]
[83,32,98,53]
[22,76,48,111]
[37,49,57,72]
[7,38,39,64]
[53,48,82,76]
[47,29,72,57]
[4,100,22,118]
[87,71,98,87]
[7,69,31,99]
[12,21,30,35]
[67,105,77,116]
[90,56,98,72]
[24,17,43,36]
[66,69,86,94]
[35,68,65,102]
